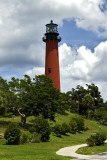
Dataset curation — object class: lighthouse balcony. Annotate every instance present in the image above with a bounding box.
[42,35,61,42]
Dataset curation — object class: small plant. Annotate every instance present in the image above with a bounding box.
[4,123,21,145]
[31,117,51,142]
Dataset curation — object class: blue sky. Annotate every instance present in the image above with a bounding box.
[0,0,107,100]
[59,19,106,50]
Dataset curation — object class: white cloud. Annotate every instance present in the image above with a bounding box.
[59,41,107,81]
[0,0,107,100]
[58,42,107,100]
[0,0,106,68]
[25,67,45,78]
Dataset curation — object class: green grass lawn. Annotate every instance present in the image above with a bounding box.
[0,112,107,160]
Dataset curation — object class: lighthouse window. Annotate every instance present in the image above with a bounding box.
[48,68,51,73]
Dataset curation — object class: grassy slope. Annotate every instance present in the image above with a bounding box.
[0,112,107,160]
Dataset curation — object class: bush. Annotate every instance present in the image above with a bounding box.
[87,132,106,146]
[69,119,78,134]
[53,123,70,137]
[31,132,41,143]
[74,117,85,132]
[53,124,62,137]
[94,132,106,146]
[31,117,51,142]
[4,123,21,145]
[69,117,85,133]
[87,135,95,146]
[61,122,70,135]
[20,133,31,144]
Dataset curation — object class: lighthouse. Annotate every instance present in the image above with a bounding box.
[43,20,61,91]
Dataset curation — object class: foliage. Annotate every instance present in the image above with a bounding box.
[69,118,78,134]
[31,132,41,143]
[87,132,106,146]
[95,103,107,125]
[86,135,96,146]
[69,117,85,133]
[53,122,70,137]
[61,122,70,135]
[70,100,78,113]
[74,117,85,132]
[4,123,21,145]
[57,92,71,114]
[52,124,62,137]
[30,117,51,142]
[8,75,60,124]
[82,94,95,117]
[94,132,106,146]
[70,84,103,117]
[20,133,31,144]
[0,90,8,116]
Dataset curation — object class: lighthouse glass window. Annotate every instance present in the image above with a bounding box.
[46,25,57,33]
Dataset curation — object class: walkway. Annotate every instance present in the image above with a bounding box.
[56,140,107,160]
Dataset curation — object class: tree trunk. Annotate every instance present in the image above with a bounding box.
[18,109,26,125]
[21,116,26,125]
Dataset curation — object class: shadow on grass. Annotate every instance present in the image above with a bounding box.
[0,120,10,127]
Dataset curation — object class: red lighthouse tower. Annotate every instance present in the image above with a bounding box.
[43,20,61,91]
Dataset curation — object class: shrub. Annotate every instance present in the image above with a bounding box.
[31,117,51,142]
[53,124,62,137]
[4,123,21,145]
[87,132,106,146]
[69,117,85,133]
[74,117,85,132]
[20,133,30,144]
[86,135,95,146]
[94,132,106,146]
[69,119,78,134]
[61,122,70,135]
[31,132,41,143]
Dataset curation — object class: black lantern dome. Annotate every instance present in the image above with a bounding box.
[43,20,61,42]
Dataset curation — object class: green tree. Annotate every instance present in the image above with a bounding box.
[82,94,95,117]
[9,75,33,125]
[57,92,71,114]
[9,75,60,124]
[86,83,103,106]
[70,84,103,115]
[0,77,11,116]
[32,75,60,120]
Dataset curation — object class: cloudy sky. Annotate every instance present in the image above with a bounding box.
[0,0,107,100]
